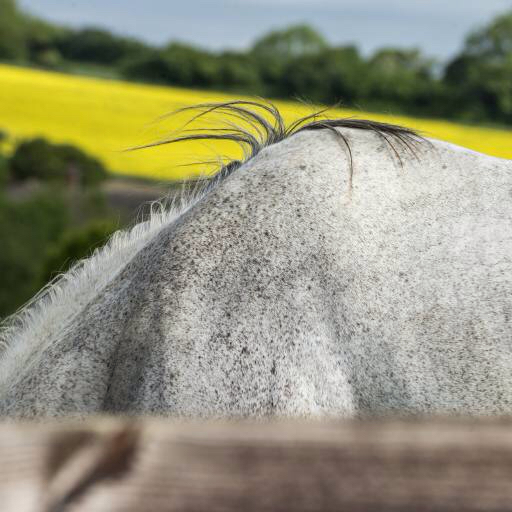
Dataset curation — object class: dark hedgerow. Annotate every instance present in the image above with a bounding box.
[9,138,107,187]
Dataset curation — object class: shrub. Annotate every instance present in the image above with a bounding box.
[9,138,107,186]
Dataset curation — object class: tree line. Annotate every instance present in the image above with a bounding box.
[1,0,512,125]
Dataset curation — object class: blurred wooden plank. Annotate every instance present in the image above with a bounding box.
[2,418,512,512]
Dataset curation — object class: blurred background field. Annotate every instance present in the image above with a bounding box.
[1,64,512,181]
[0,0,511,319]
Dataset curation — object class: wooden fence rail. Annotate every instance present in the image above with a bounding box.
[2,417,512,512]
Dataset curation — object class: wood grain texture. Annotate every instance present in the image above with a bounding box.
[2,418,512,512]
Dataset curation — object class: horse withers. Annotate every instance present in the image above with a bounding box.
[0,102,511,419]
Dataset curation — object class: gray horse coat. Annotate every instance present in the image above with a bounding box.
[0,104,511,419]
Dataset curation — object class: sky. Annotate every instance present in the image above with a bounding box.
[19,0,512,61]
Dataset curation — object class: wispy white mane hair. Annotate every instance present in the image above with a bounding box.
[1,100,510,420]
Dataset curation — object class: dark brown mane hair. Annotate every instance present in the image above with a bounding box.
[132,100,426,188]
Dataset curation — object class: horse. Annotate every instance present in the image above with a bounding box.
[0,101,510,419]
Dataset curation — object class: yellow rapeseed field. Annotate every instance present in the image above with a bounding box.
[0,63,510,180]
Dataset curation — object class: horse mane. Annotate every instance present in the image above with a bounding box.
[0,100,424,369]
[132,100,425,189]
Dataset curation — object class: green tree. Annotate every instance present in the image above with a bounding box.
[9,138,107,186]
[444,10,512,122]
[24,17,64,68]
[465,11,512,61]
[0,0,27,60]
[251,24,327,61]
[56,143,107,186]
[279,46,365,105]
[366,48,437,112]
[9,138,62,182]
[55,27,150,65]
[161,43,218,87]
[121,50,173,84]
[216,51,261,92]
[122,43,219,88]
[251,25,328,97]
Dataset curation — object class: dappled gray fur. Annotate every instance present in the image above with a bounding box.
[0,101,511,420]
